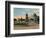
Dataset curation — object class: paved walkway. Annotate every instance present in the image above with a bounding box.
[14,22,39,30]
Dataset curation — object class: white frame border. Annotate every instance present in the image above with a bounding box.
[10,4,43,34]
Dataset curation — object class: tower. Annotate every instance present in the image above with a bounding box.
[26,13,28,22]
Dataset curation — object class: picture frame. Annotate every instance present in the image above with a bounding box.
[5,1,45,37]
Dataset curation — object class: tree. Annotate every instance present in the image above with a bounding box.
[30,18,34,21]
[21,17,23,22]
[14,18,17,21]
[33,13,38,22]
[33,13,39,24]
[18,18,20,23]
[37,16,39,24]
[14,18,17,25]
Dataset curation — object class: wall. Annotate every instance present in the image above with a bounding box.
[0,0,46,38]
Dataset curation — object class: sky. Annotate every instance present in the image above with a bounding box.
[14,8,39,17]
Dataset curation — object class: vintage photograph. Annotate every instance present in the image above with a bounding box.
[5,1,45,37]
[14,8,39,30]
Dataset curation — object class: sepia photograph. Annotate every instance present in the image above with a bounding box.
[14,8,39,30]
